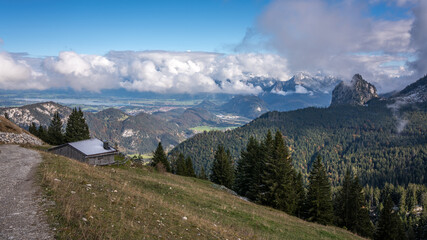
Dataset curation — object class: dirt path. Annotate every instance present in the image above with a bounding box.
[0,145,52,240]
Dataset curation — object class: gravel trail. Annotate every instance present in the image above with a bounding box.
[0,145,52,240]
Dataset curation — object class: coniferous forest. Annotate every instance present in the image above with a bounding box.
[171,100,427,188]
[170,99,427,239]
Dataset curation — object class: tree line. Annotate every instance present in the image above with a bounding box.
[29,107,90,145]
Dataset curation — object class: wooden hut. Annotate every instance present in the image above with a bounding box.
[48,138,117,165]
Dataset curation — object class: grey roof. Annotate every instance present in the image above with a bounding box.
[68,138,116,156]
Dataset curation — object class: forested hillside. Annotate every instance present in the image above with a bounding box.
[171,100,427,187]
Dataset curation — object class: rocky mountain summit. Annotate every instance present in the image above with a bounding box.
[331,74,378,106]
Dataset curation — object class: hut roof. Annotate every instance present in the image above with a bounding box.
[50,138,116,156]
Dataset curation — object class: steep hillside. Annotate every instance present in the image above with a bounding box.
[37,151,362,240]
[0,103,184,154]
[172,100,427,187]
[86,109,185,154]
[394,74,427,103]
[170,107,222,129]
[220,95,269,118]
[0,102,71,127]
[0,116,43,145]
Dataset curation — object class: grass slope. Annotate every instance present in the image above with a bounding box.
[37,152,363,240]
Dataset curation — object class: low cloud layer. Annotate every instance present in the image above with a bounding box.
[0,50,290,94]
[1,0,425,94]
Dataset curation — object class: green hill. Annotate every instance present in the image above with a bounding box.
[171,100,427,187]
[37,151,363,240]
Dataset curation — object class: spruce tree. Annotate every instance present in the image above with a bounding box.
[295,171,306,218]
[335,169,354,228]
[29,122,37,135]
[199,167,208,180]
[261,131,297,213]
[37,125,48,142]
[65,107,90,142]
[47,112,64,145]
[210,145,234,188]
[185,156,196,177]
[305,155,333,225]
[257,130,274,204]
[175,153,186,176]
[246,137,264,202]
[375,196,406,240]
[335,169,374,238]
[235,136,259,198]
[352,176,374,238]
[151,142,171,172]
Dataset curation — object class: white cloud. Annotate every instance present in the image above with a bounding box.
[0,52,48,90]
[0,50,291,94]
[408,0,427,78]
[236,0,419,92]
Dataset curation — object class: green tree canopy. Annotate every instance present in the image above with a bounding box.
[47,111,65,145]
[305,155,333,225]
[151,142,171,172]
[65,107,90,143]
[375,196,406,240]
[210,145,234,188]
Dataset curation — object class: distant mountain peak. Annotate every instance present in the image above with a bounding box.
[267,72,341,96]
[330,74,378,106]
[393,74,427,103]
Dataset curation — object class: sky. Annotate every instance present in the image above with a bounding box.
[0,0,426,94]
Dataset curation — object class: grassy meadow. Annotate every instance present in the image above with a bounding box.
[37,151,364,240]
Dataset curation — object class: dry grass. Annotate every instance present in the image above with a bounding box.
[0,116,25,134]
[37,151,364,240]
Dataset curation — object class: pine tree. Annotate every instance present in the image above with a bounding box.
[246,137,264,202]
[335,169,354,228]
[257,130,274,204]
[175,153,186,176]
[185,156,196,177]
[65,107,90,142]
[151,142,171,172]
[199,167,208,180]
[351,176,374,238]
[29,122,37,135]
[210,145,234,189]
[4,112,9,120]
[295,171,306,218]
[47,112,64,145]
[37,125,48,142]
[375,196,406,240]
[335,169,374,238]
[305,155,333,225]
[235,136,259,198]
[261,131,297,213]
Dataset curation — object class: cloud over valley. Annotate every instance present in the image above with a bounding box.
[0,0,426,94]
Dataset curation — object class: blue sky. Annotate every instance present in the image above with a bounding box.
[0,0,425,94]
[0,0,270,56]
[0,0,416,56]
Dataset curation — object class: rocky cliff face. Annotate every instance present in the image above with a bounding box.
[331,74,378,106]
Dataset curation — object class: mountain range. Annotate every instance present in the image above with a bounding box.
[171,74,427,187]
